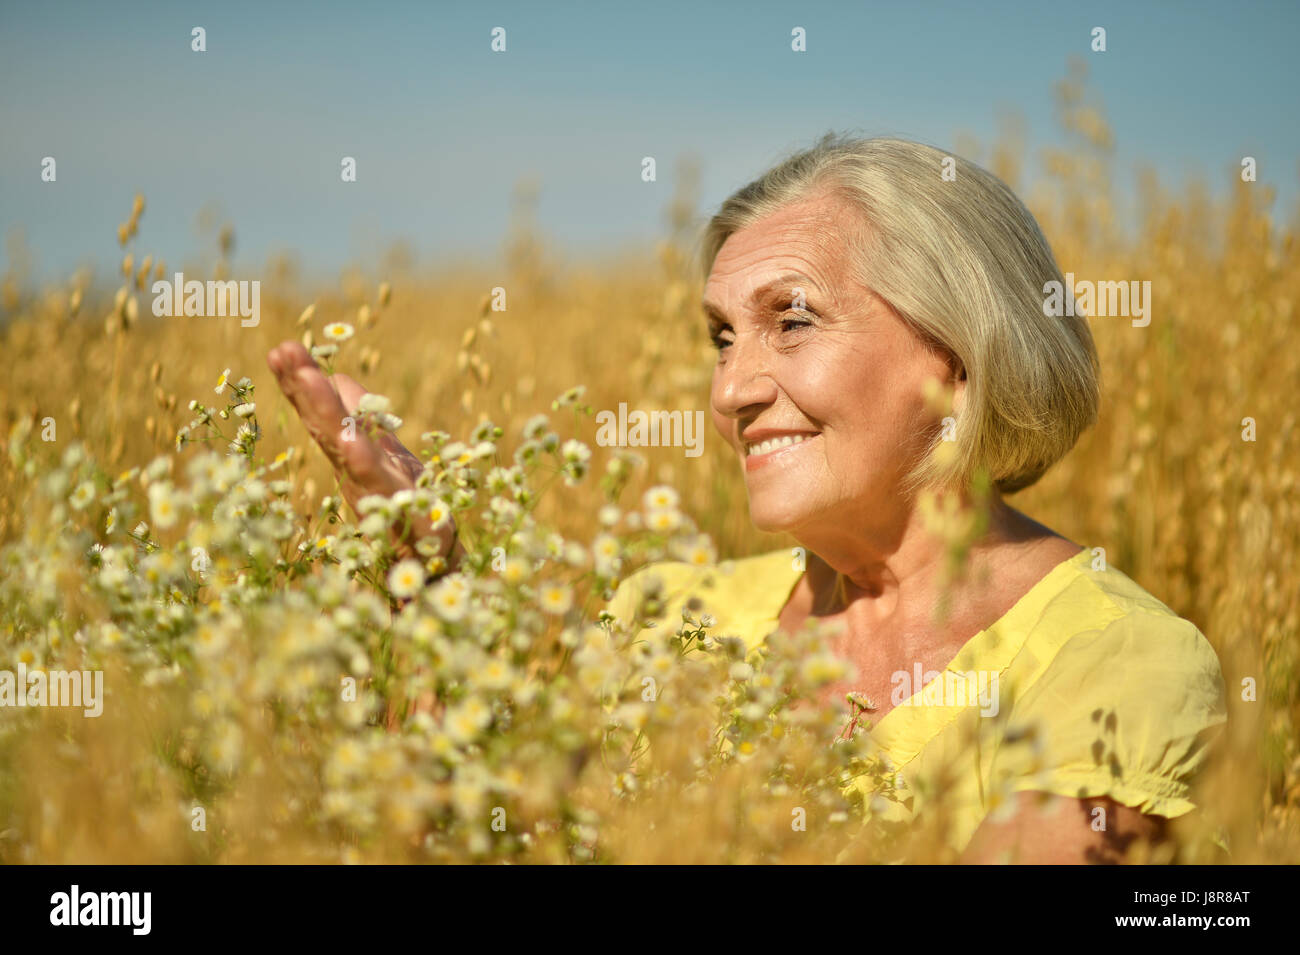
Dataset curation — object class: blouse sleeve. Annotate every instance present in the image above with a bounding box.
[991,611,1228,818]
[604,566,651,632]
[604,562,694,633]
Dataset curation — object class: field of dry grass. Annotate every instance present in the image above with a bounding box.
[1,66,1297,863]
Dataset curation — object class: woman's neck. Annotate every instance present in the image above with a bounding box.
[795,488,1032,618]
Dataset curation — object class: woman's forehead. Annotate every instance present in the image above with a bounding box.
[705,242,867,315]
[711,199,867,282]
[737,193,860,245]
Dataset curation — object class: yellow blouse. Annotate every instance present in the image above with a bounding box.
[605,545,1228,856]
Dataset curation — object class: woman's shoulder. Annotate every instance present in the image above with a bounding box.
[1030,548,1218,656]
[954,545,1226,743]
[605,548,799,645]
[1003,551,1227,745]
[984,550,1228,819]
[1003,548,1224,701]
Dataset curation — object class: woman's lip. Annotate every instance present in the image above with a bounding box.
[743,433,819,471]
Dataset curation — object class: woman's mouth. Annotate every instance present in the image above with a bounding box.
[743,432,819,470]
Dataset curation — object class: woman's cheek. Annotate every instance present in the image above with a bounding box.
[710,407,732,445]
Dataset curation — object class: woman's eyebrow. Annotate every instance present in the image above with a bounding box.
[701,271,821,322]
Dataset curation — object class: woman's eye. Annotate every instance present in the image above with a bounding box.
[708,312,809,351]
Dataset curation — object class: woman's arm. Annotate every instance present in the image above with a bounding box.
[959,792,1170,864]
[267,341,461,569]
[268,341,455,730]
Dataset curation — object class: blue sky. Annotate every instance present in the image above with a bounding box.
[2,0,1297,285]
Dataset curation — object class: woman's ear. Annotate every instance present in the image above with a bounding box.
[948,353,966,415]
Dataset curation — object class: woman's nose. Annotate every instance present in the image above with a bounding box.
[712,336,777,419]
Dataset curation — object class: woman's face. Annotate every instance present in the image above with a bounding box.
[705,189,957,537]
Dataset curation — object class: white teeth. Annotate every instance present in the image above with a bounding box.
[745,434,813,456]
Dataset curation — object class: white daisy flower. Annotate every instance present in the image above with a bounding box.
[561,439,591,465]
[501,556,530,585]
[426,500,453,529]
[444,696,491,745]
[387,559,425,599]
[522,414,549,440]
[356,494,390,515]
[474,658,514,692]
[148,482,180,529]
[643,485,679,512]
[537,582,573,616]
[357,393,391,415]
[233,402,256,418]
[323,322,354,342]
[592,533,620,561]
[682,534,715,566]
[553,385,586,408]
[439,442,470,467]
[645,507,680,533]
[214,368,231,394]
[429,577,470,622]
[145,456,172,482]
[193,624,229,657]
[70,481,96,510]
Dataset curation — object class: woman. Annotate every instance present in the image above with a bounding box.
[267,134,1226,863]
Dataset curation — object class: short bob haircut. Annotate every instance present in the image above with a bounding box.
[698,133,1100,495]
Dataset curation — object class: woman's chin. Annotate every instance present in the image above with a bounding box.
[746,501,807,534]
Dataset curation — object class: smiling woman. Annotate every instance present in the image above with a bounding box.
[606,133,1227,863]
[267,132,1228,865]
